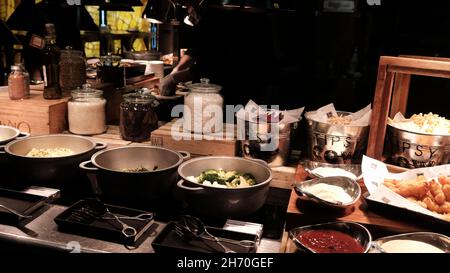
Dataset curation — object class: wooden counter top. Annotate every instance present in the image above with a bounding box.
[285,165,446,236]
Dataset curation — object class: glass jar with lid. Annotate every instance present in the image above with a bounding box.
[59,46,86,93]
[68,84,106,135]
[184,78,223,134]
[8,64,30,100]
[120,90,159,142]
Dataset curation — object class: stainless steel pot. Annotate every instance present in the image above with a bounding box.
[384,124,450,168]
[0,125,29,145]
[304,111,370,164]
[79,146,190,206]
[0,134,107,189]
[177,156,273,218]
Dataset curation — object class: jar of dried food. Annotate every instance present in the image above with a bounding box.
[59,46,86,93]
[68,84,106,135]
[120,91,159,142]
[8,64,30,100]
[184,78,223,134]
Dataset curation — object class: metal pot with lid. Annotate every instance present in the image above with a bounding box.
[184,78,224,134]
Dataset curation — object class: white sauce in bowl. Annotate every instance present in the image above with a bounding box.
[380,240,444,253]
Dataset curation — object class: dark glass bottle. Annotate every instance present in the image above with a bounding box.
[42,23,61,99]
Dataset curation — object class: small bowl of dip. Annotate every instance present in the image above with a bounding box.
[294,176,361,209]
[289,221,372,253]
[371,232,450,253]
[299,160,362,181]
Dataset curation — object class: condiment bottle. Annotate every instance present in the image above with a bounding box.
[8,64,30,100]
[59,46,86,94]
[184,78,223,134]
[120,90,159,142]
[42,23,62,99]
[68,84,106,135]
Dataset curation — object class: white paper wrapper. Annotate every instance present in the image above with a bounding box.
[362,155,450,221]
[305,103,371,126]
[236,100,304,125]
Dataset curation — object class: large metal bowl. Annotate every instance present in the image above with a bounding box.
[80,146,189,207]
[1,134,107,189]
[177,156,273,218]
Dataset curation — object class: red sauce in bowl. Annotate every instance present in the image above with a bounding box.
[296,229,365,253]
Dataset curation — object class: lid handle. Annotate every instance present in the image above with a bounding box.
[82,83,92,90]
[200,78,210,84]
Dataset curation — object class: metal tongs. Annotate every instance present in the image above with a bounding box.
[174,215,256,253]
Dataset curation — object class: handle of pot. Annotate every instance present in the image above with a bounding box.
[94,142,108,150]
[177,180,203,191]
[0,145,5,154]
[79,160,99,172]
[16,132,30,140]
[178,151,191,161]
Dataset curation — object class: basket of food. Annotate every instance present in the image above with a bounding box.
[385,112,450,168]
[304,103,371,164]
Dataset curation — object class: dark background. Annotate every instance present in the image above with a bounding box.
[176,0,450,118]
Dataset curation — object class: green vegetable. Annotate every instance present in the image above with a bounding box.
[195,169,256,188]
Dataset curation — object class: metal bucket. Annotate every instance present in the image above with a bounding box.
[384,124,450,168]
[238,118,294,167]
[304,111,370,164]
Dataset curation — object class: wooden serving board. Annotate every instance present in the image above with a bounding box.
[285,165,441,235]
[0,89,69,135]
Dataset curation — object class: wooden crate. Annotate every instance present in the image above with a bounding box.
[0,89,69,135]
[149,119,238,156]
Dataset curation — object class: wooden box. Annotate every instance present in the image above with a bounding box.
[0,88,69,135]
[149,119,238,157]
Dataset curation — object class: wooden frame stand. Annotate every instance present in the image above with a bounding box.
[367,55,450,160]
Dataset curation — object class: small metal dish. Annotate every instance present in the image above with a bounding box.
[289,221,372,253]
[370,232,450,253]
[294,176,361,209]
[299,160,362,180]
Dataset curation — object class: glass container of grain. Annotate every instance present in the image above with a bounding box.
[120,91,159,142]
[184,78,223,134]
[68,84,106,135]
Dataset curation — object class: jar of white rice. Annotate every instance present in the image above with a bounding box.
[68,84,106,135]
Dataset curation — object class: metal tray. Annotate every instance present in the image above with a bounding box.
[0,188,48,224]
[54,199,155,246]
[152,222,258,253]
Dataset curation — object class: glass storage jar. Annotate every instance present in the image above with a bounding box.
[68,84,106,135]
[59,47,86,93]
[120,91,159,142]
[183,78,223,134]
[8,64,30,100]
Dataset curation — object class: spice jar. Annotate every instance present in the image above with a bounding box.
[8,64,30,100]
[59,46,86,93]
[68,84,106,135]
[120,91,159,142]
[184,78,223,134]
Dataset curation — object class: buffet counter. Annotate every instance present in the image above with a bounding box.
[0,203,282,253]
